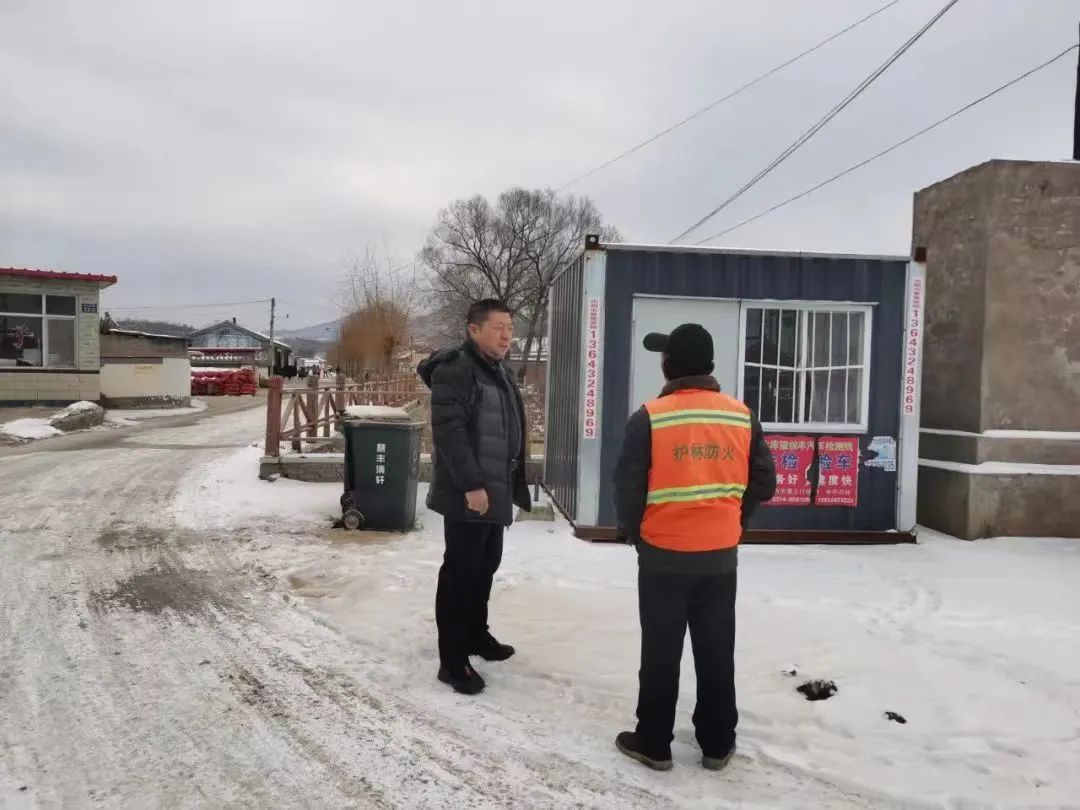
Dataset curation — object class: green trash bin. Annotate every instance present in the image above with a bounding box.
[340,407,423,531]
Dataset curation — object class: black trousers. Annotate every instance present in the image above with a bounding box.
[636,569,738,756]
[436,519,504,667]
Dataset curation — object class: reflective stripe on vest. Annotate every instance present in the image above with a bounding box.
[640,389,752,553]
[646,482,747,505]
[649,410,752,431]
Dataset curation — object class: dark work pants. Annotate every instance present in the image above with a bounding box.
[436,519,504,667]
[636,569,738,756]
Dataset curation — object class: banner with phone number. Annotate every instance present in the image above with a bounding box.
[816,437,859,507]
[764,436,814,506]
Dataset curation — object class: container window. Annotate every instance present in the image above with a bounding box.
[742,305,871,431]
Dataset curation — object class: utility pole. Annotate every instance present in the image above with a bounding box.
[1073,23,1079,160]
[267,297,276,379]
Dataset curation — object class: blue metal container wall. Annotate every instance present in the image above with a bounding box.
[545,256,585,521]
[598,248,908,531]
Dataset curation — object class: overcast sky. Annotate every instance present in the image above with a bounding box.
[1,0,1077,331]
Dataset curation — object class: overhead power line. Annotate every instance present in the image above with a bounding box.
[672,0,961,243]
[694,44,1080,245]
[556,0,905,192]
[107,298,270,312]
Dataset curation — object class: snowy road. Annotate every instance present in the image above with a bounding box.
[2,406,1079,808]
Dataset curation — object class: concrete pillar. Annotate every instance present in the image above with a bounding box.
[913,160,1080,538]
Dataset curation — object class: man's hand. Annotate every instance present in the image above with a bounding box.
[465,489,490,515]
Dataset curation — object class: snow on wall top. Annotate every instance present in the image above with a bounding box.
[343,405,412,421]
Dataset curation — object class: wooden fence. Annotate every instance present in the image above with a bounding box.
[264,374,423,456]
[264,372,547,458]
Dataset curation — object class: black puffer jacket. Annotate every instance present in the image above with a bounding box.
[418,341,531,526]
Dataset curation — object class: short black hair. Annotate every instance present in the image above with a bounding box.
[467,299,513,326]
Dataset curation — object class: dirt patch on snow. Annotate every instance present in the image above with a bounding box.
[90,568,238,616]
[94,527,175,552]
[95,525,229,552]
[797,679,838,701]
[223,667,289,720]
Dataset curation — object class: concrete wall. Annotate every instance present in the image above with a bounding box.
[100,358,191,408]
[0,370,100,404]
[913,160,1080,538]
[0,276,103,404]
[912,163,994,433]
[919,465,1080,540]
[982,163,1080,431]
[921,431,1080,466]
[100,331,191,407]
[914,160,1080,433]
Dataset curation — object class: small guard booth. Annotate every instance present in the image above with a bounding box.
[544,237,925,543]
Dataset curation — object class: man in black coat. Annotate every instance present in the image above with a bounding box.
[417,299,531,695]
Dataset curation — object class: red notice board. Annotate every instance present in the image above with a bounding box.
[764,436,814,506]
[816,437,860,507]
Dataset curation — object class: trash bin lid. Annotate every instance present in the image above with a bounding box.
[343,404,413,422]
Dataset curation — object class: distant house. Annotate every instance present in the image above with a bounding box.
[188,318,293,377]
[99,324,191,409]
[1,267,117,405]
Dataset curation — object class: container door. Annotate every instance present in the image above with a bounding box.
[630,297,741,410]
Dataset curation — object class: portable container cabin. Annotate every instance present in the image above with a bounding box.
[544,237,926,543]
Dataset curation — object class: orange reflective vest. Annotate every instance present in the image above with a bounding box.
[640,389,752,553]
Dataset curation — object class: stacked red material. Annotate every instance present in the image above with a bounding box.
[191,367,258,396]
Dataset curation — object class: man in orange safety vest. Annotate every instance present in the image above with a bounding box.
[613,323,776,772]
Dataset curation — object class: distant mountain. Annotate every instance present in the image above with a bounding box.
[276,318,342,342]
[116,319,196,337]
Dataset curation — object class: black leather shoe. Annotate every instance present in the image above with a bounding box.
[437,663,485,695]
[702,746,735,771]
[472,633,515,662]
[615,731,673,771]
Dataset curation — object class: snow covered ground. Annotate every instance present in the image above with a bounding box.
[0,417,61,442]
[172,438,1080,808]
[3,403,1079,808]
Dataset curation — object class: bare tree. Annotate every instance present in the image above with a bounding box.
[420,188,619,359]
[332,245,420,375]
[513,192,621,372]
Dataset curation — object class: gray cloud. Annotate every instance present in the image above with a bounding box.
[1,0,1076,330]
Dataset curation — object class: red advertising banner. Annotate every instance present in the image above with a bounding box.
[764,436,814,506]
[816,437,860,507]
